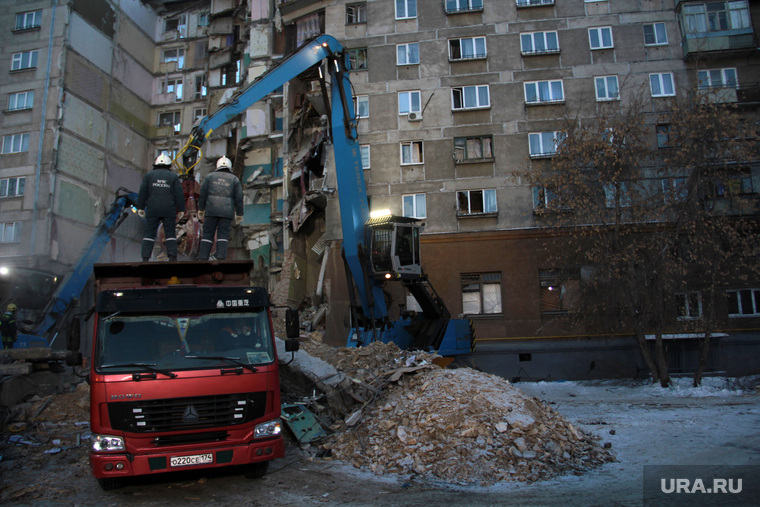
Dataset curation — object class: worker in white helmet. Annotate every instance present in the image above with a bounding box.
[136,153,186,261]
[197,156,243,260]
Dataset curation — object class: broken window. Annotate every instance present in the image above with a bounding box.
[162,78,183,101]
[346,3,367,24]
[158,111,181,134]
[164,14,187,37]
[676,291,703,320]
[457,189,496,215]
[461,273,502,315]
[163,48,185,69]
[400,141,423,165]
[347,48,368,70]
[453,136,493,162]
[195,75,207,99]
[539,269,580,314]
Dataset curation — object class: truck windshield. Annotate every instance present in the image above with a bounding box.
[95,311,274,372]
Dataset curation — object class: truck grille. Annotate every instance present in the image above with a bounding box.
[107,392,267,433]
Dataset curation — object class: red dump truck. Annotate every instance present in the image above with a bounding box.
[82,261,298,489]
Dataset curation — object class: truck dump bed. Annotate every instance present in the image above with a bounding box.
[93,260,253,290]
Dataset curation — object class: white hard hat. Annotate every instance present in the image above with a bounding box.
[154,153,172,167]
[216,156,232,171]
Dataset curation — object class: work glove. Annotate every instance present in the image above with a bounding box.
[177,211,185,221]
[137,209,145,218]
[198,210,205,221]
[235,215,243,225]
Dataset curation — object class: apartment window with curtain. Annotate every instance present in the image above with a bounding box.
[453,136,493,163]
[15,10,41,30]
[397,43,420,65]
[462,273,502,315]
[401,141,423,165]
[11,51,38,71]
[0,177,25,197]
[449,36,487,60]
[8,91,33,111]
[520,31,559,55]
[457,189,497,216]
[347,48,368,70]
[402,193,426,218]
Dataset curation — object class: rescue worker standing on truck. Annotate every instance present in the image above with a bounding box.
[137,153,186,261]
[1,303,18,349]
[197,156,243,260]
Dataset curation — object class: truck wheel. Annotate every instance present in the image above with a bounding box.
[243,462,268,479]
[97,477,124,490]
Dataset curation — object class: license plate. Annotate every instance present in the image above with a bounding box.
[170,453,213,467]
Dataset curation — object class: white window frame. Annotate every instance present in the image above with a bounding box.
[396,43,420,65]
[163,48,185,69]
[15,10,41,30]
[360,144,370,169]
[457,189,497,215]
[697,68,737,90]
[643,22,668,46]
[400,140,424,165]
[452,85,490,110]
[603,182,631,208]
[354,95,369,118]
[588,27,614,50]
[158,111,181,134]
[448,36,487,61]
[650,72,675,97]
[195,75,207,99]
[524,80,564,105]
[193,108,207,123]
[346,3,367,24]
[520,31,559,55]
[682,1,751,34]
[516,0,554,6]
[11,50,38,71]
[445,0,483,13]
[162,77,183,101]
[398,91,421,115]
[726,288,760,317]
[395,0,417,20]
[8,91,34,111]
[2,134,30,154]
[676,291,703,320]
[0,177,26,198]
[462,273,502,315]
[595,75,620,101]
[402,193,426,218]
[0,222,21,243]
[529,131,564,158]
[164,14,187,37]
[453,135,493,163]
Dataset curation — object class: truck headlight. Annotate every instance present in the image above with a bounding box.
[91,434,125,452]
[254,419,282,439]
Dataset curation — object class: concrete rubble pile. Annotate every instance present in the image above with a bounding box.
[289,335,615,486]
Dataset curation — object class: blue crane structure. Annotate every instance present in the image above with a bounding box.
[177,35,472,356]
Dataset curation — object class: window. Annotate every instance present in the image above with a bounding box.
[662,177,687,203]
[347,48,368,70]
[454,136,493,162]
[539,269,580,314]
[193,108,207,123]
[462,273,502,315]
[0,177,26,198]
[524,80,564,105]
[164,14,187,37]
[15,10,41,30]
[397,43,420,65]
[457,189,497,215]
[195,75,207,100]
[445,0,483,14]
[595,76,619,101]
[346,3,367,24]
[533,186,569,211]
[197,11,209,27]
[650,73,675,97]
[603,182,631,208]
[529,131,564,158]
[400,141,423,165]
[353,95,369,118]
[520,31,559,55]
[449,37,487,60]
[8,91,33,111]
[403,193,426,218]
[163,48,185,69]
[395,0,417,19]
[158,111,181,134]
[11,51,38,71]
[644,22,668,45]
[155,148,179,160]
[2,134,29,154]
[653,124,671,149]
[588,27,613,49]
[0,222,21,243]
[398,91,421,115]
[516,0,554,6]
[221,60,241,87]
[360,145,370,169]
[162,78,183,101]
[452,85,490,110]
[676,291,703,320]
[697,68,737,90]
[726,288,760,317]
[682,1,751,34]
[715,170,754,196]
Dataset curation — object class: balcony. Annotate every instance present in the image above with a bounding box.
[681,31,755,60]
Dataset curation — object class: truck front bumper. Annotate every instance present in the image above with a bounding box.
[90,436,284,479]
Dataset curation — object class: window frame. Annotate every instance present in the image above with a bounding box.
[11,50,39,71]
[588,26,614,50]
[396,43,420,65]
[402,193,426,219]
[395,0,417,20]
[461,272,502,316]
[1,133,30,154]
[398,91,422,115]
[456,188,497,216]
[347,48,368,70]
[656,124,671,148]
[445,0,484,14]
[682,1,751,35]
[162,48,185,69]
[453,135,494,163]
[520,31,560,55]
[661,177,688,203]
[539,269,580,315]
[452,85,490,111]
[524,80,565,105]
[158,111,182,134]
[360,144,370,169]
[529,131,564,158]
[649,72,675,97]
[7,91,34,111]
[353,95,369,118]
[0,177,26,198]
[697,68,737,90]
[400,140,424,165]
[448,36,487,61]
[594,75,620,101]
[15,10,42,31]
[676,291,703,320]
[726,288,760,317]
[515,0,554,7]
[643,22,668,46]
[346,3,367,25]
[0,222,21,243]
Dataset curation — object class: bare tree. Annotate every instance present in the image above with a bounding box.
[526,90,760,387]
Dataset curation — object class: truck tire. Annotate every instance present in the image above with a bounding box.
[97,477,124,490]
[243,462,268,479]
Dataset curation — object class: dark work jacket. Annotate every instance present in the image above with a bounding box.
[198,169,244,219]
[0,311,16,338]
[137,167,186,218]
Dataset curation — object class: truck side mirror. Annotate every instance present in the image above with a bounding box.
[285,339,300,353]
[66,317,81,352]
[285,308,299,339]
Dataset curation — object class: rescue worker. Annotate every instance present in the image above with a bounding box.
[137,153,186,261]
[1,303,18,349]
[197,156,243,260]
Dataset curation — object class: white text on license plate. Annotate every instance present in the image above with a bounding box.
[170,453,213,467]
